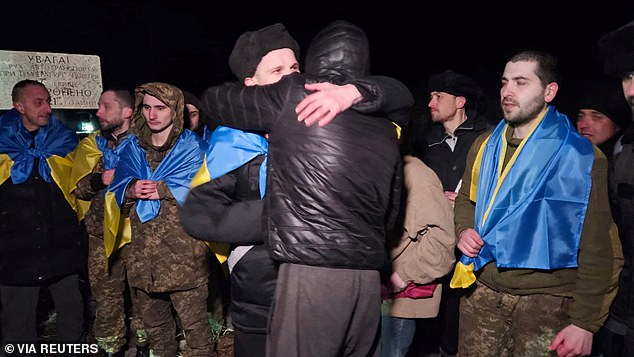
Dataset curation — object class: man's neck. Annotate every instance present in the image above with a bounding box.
[112,123,130,138]
[103,123,129,141]
[151,126,172,147]
[443,110,468,137]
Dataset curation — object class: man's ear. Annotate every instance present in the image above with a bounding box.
[456,96,466,109]
[544,82,559,103]
[244,76,256,87]
[14,102,25,114]
[123,107,134,119]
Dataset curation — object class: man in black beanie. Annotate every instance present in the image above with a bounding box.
[418,69,490,204]
[412,69,491,357]
[595,19,634,357]
[183,90,215,140]
[575,80,631,161]
[228,23,300,85]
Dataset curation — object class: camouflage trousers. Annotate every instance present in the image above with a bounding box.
[88,234,146,353]
[136,284,213,357]
[458,282,571,357]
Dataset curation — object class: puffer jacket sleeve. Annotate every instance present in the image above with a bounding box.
[346,75,414,127]
[384,153,403,232]
[179,169,264,245]
[200,76,293,132]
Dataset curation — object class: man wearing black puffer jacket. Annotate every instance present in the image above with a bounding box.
[200,20,413,357]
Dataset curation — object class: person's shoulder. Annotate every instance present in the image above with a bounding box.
[592,144,608,164]
[476,128,494,142]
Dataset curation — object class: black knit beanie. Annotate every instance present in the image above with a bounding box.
[427,70,482,103]
[599,20,634,78]
[577,81,631,129]
[228,23,300,80]
[183,90,200,108]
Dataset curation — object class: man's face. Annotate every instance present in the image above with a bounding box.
[96,91,129,132]
[185,103,200,130]
[428,91,461,123]
[245,48,299,86]
[142,94,173,134]
[622,72,634,110]
[576,109,620,145]
[15,84,52,131]
[500,60,553,126]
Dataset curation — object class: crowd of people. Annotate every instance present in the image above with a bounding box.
[0,17,632,357]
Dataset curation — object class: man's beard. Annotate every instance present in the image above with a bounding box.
[100,121,123,138]
[501,96,545,127]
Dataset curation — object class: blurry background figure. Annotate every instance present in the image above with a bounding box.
[573,81,631,357]
[183,90,216,142]
[595,19,634,357]
[411,70,491,357]
[575,79,631,161]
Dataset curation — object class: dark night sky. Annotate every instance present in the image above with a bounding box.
[3,1,634,116]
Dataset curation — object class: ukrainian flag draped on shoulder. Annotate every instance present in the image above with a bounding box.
[451,107,594,288]
[0,108,77,200]
[66,132,124,221]
[192,126,267,195]
[104,130,205,257]
[190,125,268,263]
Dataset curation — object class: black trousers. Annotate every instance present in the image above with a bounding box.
[234,329,266,357]
[0,274,84,343]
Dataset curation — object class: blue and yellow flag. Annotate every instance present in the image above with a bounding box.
[63,132,126,222]
[451,107,594,288]
[61,132,103,221]
[0,109,78,205]
[104,130,206,257]
[190,126,269,264]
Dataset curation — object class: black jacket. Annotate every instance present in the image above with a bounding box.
[416,111,491,191]
[200,20,412,270]
[0,159,87,285]
[609,126,634,326]
[180,155,276,333]
[202,73,403,270]
[201,72,411,270]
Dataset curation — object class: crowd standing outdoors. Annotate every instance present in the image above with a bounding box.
[0,17,632,357]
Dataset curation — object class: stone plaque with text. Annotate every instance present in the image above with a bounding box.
[0,50,102,109]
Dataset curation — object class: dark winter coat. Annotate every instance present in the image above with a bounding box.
[0,162,86,286]
[201,72,411,271]
[416,111,490,192]
[180,154,275,334]
[609,126,634,326]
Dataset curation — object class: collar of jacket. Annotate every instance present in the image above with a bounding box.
[426,114,481,147]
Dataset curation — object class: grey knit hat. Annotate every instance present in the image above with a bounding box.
[228,23,300,80]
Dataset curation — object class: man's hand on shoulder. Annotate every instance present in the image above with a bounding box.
[296,82,362,127]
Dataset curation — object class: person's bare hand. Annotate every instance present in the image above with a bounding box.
[456,228,484,257]
[444,191,458,208]
[549,324,593,357]
[101,169,115,186]
[133,179,159,200]
[390,272,407,293]
[296,83,362,127]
